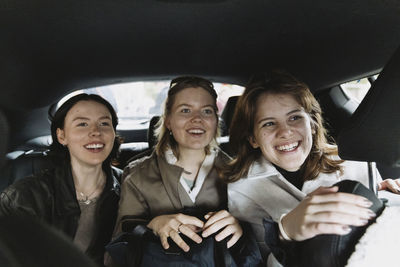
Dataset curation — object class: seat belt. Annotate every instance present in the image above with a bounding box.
[367,162,378,195]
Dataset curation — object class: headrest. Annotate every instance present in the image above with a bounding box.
[0,110,9,168]
[221,95,239,136]
[148,116,160,149]
[337,45,400,166]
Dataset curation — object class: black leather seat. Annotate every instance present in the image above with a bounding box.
[125,115,160,165]
[338,45,400,188]
[0,150,53,192]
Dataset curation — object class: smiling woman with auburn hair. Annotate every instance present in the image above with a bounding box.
[224,70,400,266]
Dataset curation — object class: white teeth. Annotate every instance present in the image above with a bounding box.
[188,129,205,134]
[276,142,299,152]
[85,143,104,149]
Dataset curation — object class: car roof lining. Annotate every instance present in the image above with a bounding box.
[1,0,400,110]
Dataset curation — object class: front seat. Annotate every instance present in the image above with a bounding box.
[337,44,400,190]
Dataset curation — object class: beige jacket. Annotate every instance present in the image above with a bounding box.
[114,151,229,235]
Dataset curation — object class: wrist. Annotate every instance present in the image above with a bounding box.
[278,213,293,241]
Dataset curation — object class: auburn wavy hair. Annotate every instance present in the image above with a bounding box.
[223,70,343,183]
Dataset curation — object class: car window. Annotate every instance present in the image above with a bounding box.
[340,74,379,104]
[58,81,244,130]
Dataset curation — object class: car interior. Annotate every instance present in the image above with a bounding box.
[1,0,400,265]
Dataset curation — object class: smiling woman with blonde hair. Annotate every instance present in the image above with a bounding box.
[109,76,261,267]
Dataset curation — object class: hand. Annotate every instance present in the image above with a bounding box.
[147,213,204,252]
[378,178,400,194]
[281,186,376,241]
[202,210,243,248]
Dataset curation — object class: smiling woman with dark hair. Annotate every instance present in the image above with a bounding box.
[0,93,122,266]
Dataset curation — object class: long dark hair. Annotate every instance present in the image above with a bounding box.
[48,93,121,168]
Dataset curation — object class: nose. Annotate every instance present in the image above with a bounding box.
[89,124,101,136]
[276,123,292,138]
[190,110,203,122]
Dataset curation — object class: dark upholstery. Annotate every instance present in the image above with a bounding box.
[0,151,53,191]
[0,215,97,267]
[0,110,8,168]
[220,95,239,137]
[125,115,160,164]
[338,45,400,167]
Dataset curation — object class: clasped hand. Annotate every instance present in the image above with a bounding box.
[147,210,242,252]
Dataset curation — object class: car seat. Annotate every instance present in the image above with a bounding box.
[124,115,160,165]
[337,44,400,190]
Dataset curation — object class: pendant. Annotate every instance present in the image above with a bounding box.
[83,199,91,205]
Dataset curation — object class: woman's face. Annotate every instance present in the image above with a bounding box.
[56,100,115,168]
[250,93,313,171]
[166,87,217,153]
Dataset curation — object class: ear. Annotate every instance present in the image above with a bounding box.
[248,135,259,149]
[56,128,67,146]
[165,116,171,131]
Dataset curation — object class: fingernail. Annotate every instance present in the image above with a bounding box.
[360,219,368,225]
[342,226,351,233]
[204,215,210,219]
[362,199,373,207]
[368,210,376,218]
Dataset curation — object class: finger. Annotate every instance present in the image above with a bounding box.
[203,215,236,237]
[307,210,372,227]
[179,224,202,244]
[169,230,190,252]
[306,222,352,237]
[385,179,400,193]
[306,192,372,207]
[214,223,243,243]
[226,231,243,248]
[160,234,170,250]
[176,214,204,228]
[184,224,203,233]
[204,211,215,220]
[305,201,376,220]
[308,186,339,196]
[203,210,230,229]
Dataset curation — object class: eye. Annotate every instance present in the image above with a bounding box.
[77,122,88,127]
[100,121,111,126]
[202,108,215,115]
[290,115,302,121]
[261,121,274,128]
[180,108,190,113]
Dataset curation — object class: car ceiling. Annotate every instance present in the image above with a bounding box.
[1,0,400,149]
[1,0,400,110]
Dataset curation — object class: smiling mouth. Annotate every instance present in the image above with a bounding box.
[187,128,205,135]
[84,143,105,151]
[276,141,299,152]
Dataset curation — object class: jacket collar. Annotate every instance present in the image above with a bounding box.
[53,161,120,216]
[246,156,280,179]
[246,156,306,200]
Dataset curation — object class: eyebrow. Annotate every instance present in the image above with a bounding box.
[257,108,302,124]
[72,116,112,122]
[175,103,215,109]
